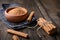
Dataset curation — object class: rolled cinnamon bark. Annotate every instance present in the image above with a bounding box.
[40,18,56,29]
[40,18,56,34]
[7,29,28,38]
[38,20,50,34]
[37,18,56,35]
[27,11,34,22]
[38,19,50,34]
[40,18,54,34]
[40,18,53,31]
[13,35,19,40]
[50,24,56,29]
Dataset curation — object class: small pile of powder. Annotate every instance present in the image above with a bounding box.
[8,7,25,16]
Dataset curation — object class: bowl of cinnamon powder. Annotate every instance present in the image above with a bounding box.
[5,7,28,22]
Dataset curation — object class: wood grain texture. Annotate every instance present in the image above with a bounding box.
[0,0,60,40]
[35,0,60,40]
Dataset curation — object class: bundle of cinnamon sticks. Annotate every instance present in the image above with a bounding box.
[37,18,57,35]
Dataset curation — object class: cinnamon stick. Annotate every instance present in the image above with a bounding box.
[40,18,56,33]
[40,18,56,29]
[40,18,54,34]
[40,18,53,31]
[27,11,34,22]
[38,19,50,34]
[13,35,19,40]
[37,18,56,35]
[7,29,28,38]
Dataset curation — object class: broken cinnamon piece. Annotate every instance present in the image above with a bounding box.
[27,11,34,22]
[13,35,19,40]
[7,29,28,38]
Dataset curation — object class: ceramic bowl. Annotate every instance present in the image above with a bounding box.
[5,7,28,22]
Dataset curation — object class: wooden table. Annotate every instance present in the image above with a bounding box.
[0,0,60,40]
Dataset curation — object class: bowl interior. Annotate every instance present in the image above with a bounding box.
[6,7,28,16]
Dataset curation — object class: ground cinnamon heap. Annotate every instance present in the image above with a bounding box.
[8,7,25,16]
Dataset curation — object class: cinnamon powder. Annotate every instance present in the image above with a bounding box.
[8,7,25,16]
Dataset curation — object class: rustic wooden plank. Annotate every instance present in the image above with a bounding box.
[35,0,60,40]
[34,0,52,21]
[0,21,8,40]
[34,0,60,40]
[0,0,60,40]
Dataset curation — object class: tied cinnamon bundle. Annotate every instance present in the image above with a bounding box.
[37,18,56,35]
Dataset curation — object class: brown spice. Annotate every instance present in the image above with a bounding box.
[27,11,34,22]
[7,29,28,38]
[37,18,56,35]
[8,7,25,16]
[12,35,19,40]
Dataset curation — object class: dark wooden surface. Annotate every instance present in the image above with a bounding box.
[0,0,60,40]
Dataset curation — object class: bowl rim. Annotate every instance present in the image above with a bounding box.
[5,7,28,16]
